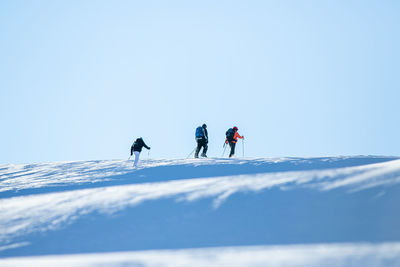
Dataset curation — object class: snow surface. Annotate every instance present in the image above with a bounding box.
[1,156,400,266]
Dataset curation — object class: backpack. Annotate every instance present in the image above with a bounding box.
[226,128,235,142]
[132,138,142,151]
[195,126,204,139]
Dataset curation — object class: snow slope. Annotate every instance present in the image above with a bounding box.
[1,156,400,266]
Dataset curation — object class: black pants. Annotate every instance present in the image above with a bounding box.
[195,139,208,158]
[228,142,236,157]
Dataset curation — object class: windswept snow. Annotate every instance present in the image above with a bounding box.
[1,156,396,193]
[1,156,400,266]
[2,243,400,267]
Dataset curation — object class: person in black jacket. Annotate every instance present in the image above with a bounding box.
[195,124,208,158]
[130,137,151,167]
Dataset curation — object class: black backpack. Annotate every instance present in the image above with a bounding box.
[226,128,235,142]
[132,138,142,151]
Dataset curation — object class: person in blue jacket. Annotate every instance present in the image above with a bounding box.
[195,124,208,158]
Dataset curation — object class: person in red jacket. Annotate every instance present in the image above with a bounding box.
[225,126,244,158]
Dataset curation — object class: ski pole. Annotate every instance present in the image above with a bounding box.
[128,155,131,160]
[222,142,227,157]
[242,138,245,157]
[186,147,196,159]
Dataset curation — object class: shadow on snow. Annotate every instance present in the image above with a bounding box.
[1,156,397,198]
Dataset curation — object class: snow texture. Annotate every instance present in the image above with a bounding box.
[1,156,400,266]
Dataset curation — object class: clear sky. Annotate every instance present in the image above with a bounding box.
[1,0,399,164]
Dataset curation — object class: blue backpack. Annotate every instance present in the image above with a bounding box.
[195,126,204,139]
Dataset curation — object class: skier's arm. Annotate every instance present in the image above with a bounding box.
[142,141,151,150]
[204,129,208,142]
[235,132,244,139]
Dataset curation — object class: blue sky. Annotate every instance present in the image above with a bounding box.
[1,0,399,163]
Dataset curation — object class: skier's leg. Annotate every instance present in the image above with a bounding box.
[229,142,236,157]
[134,151,140,166]
[201,142,208,157]
[195,141,202,158]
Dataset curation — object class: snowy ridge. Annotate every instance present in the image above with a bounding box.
[1,156,397,193]
[1,156,400,266]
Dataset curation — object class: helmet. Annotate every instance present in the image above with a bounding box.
[233,126,238,131]
[202,124,207,129]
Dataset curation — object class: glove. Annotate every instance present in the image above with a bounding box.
[148,147,151,150]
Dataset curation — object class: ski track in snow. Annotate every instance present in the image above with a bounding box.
[1,156,400,265]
